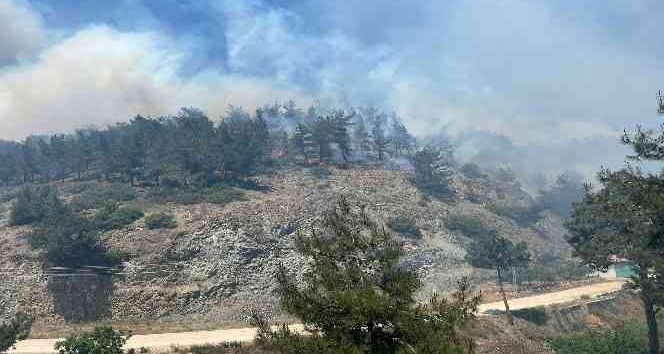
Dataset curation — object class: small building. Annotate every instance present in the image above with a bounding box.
[596,256,639,279]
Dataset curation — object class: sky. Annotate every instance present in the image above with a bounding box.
[1,0,663,180]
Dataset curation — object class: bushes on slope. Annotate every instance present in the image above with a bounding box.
[144,213,177,230]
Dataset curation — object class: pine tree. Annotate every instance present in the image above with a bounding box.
[465,232,530,325]
[255,196,480,354]
[331,110,354,163]
[17,137,40,183]
[352,114,371,159]
[50,134,70,182]
[389,113,415,157]
[96,130,116,180]
[0,152,17,186]
[537,171,585,219]
[174,108,216,181]
[250,109,271,167]
[368,110,389,162]
[566,167,664,354]
[219,106,270,177]
[308,115,335,163]
[411,147,455,199]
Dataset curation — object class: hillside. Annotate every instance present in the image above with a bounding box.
[0,164,576,334]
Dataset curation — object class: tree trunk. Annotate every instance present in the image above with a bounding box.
[497,268,514,325]
[512,267,518,293]
[641,266,660,354]
[644,295,659,354]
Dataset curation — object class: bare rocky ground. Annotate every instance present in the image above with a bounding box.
[0,166,574,335]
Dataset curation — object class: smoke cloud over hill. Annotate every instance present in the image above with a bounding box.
[0,0,662,179]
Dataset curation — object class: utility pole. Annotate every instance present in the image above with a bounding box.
[657,90,664,115]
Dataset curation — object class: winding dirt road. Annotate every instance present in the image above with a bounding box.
[10,280,626,354]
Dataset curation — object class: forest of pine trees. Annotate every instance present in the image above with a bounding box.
[0,102,419,187]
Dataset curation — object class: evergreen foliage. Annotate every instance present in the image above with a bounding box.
[55,327,132,354]
[388,114,415,158]
[0,312,32,353]
[566,166,664,354]
[362,108,390,162]
[550,324,654,354]
[537,171,585,219]
[465,232,530,325]
[254,196,480,354]
[352,115,371,159]
[69,183,137,211]
[10,185,65,226]
[411,147,455,199]
[144,213,178,230]
[0,104,403,187]
[11,186,135,266]
[91,204,144,231]
[386,216,422,239]
[617,120,664,354]
[488,202,544,226]
[445,215,492,239]
[26,209,107,267]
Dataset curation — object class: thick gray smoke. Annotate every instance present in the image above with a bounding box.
[0,0,662,180]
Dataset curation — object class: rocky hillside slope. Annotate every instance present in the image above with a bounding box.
[0,166,573,332]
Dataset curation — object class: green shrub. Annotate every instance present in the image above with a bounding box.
[14,187,119,267]
[61,181,98,195]
[411,147,456,201]
[387,216,422,238]
[92,204,144,231]
[0,312,32,353]
[144,213,177,230]
[489,202,544,226]
[70,184,137,211]
[104,249,130,264]
[512,307,548,326]
[26,213,111,267]
[205,187,245,205]
[189,172,221,189]
[550,324,649,354]
[145,187,202,205]
[10,186,65,226]
[55,327,132,354]
[189,342,243,354]
[445,214,492,238]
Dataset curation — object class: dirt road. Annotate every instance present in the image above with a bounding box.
[10,281,626,354]
[478,279,626,313]
[10,325,307,354]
